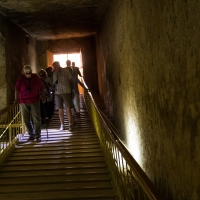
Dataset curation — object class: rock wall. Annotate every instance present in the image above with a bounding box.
[0,14,37,106]
[96,0,200,199]
[0,32,7,109]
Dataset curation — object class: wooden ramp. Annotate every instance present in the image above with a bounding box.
[0,96,116,200]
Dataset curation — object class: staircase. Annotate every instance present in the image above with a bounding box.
[0,96,116,200]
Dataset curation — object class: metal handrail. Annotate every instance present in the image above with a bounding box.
[82,84,162,199]
[0,103,25,166]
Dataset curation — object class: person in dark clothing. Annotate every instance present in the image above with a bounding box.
[71,62,82,78]
[38,69,52,126]
[66,62,87,122]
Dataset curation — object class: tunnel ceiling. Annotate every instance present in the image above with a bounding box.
[0,0,109,40]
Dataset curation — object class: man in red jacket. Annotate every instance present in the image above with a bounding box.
[14,65,45,141]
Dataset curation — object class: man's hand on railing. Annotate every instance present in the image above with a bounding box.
[86,88,93,93]
[84,86,89,92]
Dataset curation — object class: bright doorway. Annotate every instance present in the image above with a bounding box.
[53,53,82,68]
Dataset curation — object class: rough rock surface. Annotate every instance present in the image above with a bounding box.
[0,0,109,40]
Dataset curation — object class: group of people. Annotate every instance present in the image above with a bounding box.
[14,60,85,142]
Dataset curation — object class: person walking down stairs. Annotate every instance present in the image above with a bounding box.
[66,60,87,122]
[52,61,74,131]
[14,65,46,142]
[38,69,53,127]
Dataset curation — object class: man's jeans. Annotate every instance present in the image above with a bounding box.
[20,102,41,137]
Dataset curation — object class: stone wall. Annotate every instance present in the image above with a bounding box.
[96,0,200,199]
[0,33,7,109]
[0,14,37,106]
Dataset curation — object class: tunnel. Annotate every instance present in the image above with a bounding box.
[0,1,200,199]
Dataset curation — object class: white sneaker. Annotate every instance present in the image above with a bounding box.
[59,125,65,131]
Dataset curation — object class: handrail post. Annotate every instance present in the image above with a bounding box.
[9,126,11,143]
